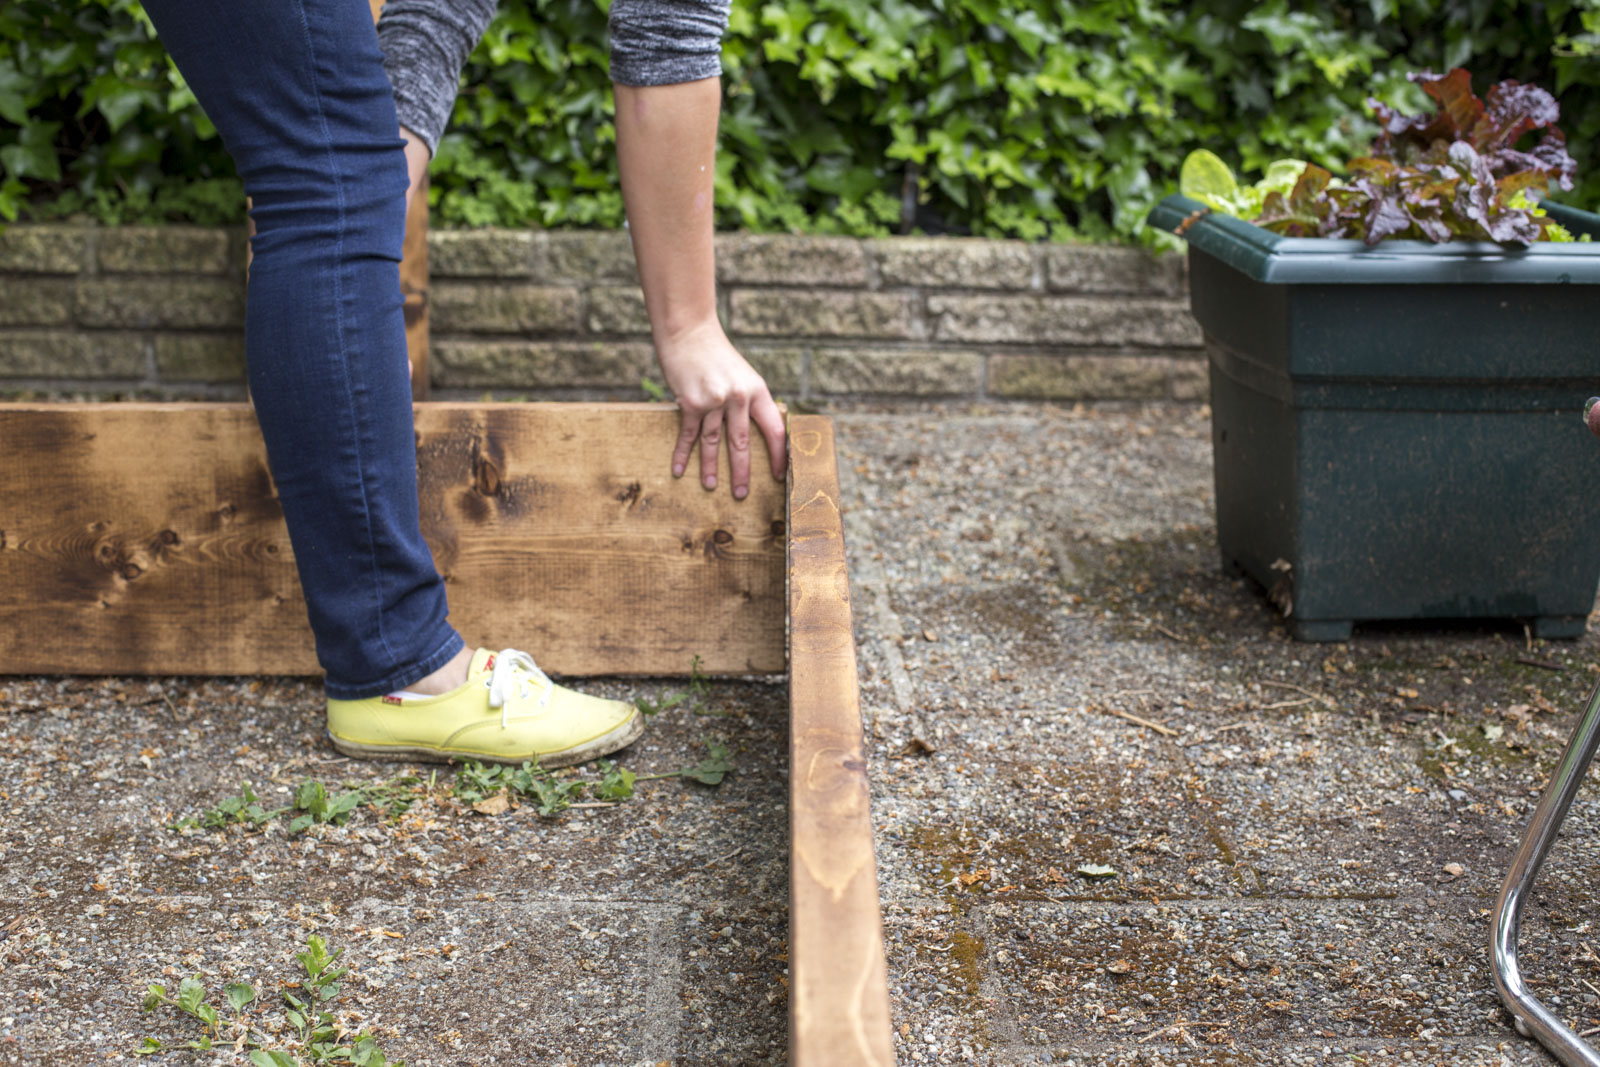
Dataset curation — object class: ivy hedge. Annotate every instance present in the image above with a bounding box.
[6,0,1600,241]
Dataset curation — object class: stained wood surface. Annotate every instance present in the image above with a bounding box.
[786,415,895,1067]
[0,403,784,677]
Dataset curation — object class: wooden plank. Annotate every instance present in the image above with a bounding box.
[0,403,784,678]
[786,415,895,1067]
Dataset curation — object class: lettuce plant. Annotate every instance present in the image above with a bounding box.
[1183,69,1582,245]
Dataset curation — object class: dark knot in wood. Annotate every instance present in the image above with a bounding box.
[703,529,736,560]
[474,455,501,497]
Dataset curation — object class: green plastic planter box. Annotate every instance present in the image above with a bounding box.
[1151,193,1600,641]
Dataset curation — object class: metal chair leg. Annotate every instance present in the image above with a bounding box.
[1492,678,1600,1067]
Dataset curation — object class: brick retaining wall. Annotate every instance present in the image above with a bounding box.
[0,224,1204,402]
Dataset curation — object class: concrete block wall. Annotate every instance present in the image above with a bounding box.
[0,224,1204,402]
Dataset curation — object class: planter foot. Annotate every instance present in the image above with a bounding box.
[1533,615,1589,640]
[1290,618,1353,642]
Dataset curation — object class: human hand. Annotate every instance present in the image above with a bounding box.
[656,319,787,499]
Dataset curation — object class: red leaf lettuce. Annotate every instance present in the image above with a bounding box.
[1254,69,1577,245]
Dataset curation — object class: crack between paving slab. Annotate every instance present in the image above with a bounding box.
[970,903,1025,1051]
[889,895,1452,914]
[640,902,684,1063]
[997,1032,1533,1058]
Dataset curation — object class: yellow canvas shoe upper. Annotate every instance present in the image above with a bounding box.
[326,648,644,767]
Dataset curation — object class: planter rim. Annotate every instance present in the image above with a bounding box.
[1149,193,1600,285]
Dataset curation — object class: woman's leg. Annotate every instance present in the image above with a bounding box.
[140,0,462,698]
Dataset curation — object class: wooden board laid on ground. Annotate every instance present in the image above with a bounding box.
[0,403,785,677]
[786,414,896,1067]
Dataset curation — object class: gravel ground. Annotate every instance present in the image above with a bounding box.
[840,401,1600,1067]
[0,676,787,1065]
[3,400,1599,1066]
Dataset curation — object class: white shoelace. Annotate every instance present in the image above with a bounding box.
[483,648,552,728]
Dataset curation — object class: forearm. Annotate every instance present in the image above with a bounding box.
[614,78,722,345]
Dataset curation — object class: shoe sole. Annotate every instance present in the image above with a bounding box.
[326,708,646,769]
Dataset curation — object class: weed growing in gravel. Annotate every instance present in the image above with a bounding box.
[137,933,402,1066]
[170,773,429,835]
[451,740,734,817]
[172,741,733,829]
[637,656,726,717]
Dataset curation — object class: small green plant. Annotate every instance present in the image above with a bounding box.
[590,759,636,801]
[635,689,687,717]
[637,655,723,718]
[171,782,286,831]
[137,934,403,1066]
[634,741,736,787]
[452,739,734,818]
[171,774,429,835]
[639,376,667,401]
[176,714,732,832]
[287,781,363,834]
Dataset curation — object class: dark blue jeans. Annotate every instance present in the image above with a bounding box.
[141,0,463,698]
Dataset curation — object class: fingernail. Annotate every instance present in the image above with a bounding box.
[704,476,717,490]
[734,485,748,500]
[673,465,684,477]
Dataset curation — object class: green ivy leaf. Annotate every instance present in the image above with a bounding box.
[0,122,61,183]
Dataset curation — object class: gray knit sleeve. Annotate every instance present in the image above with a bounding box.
[376,0,499,156]
[609,0,731,87]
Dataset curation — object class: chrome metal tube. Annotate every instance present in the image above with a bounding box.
[1491,679,1600,1067]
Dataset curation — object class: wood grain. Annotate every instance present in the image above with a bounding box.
[786,415,895,1067]
[0,403,784,677]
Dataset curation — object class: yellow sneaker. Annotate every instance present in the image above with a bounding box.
[326,648,644,768]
